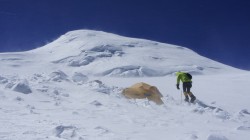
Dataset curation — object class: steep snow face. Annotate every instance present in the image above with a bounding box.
[0,30,241,77]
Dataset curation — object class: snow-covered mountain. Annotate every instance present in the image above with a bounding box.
[0,30,250,140]
[0,30,240,77]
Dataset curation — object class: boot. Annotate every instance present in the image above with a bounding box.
[190,95,196,103]
[184,92,189,102]
[184,95,189,102]
[188,92,196,103]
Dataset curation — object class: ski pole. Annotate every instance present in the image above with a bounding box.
[181,89,183,104]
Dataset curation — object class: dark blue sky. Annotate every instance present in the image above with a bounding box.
[1,0,250,70]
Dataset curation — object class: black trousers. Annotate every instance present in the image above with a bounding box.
[183,82,192,93]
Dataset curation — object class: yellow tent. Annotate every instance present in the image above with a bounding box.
[122,82,164,105]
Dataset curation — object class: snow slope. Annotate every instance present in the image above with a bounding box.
[0,30,250,140]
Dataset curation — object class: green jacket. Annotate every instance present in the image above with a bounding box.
[176,72,192,84]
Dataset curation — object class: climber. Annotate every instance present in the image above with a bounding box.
[175,72,196,103]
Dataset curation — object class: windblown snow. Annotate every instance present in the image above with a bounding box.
[0,30,250,140]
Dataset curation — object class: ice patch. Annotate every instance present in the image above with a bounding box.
[213,108,230,120]
[237,126,250,131]
[134,99,151,107]
[239,109,250,115]
[90,45,122,54]
[193,100,230,120]
[232,109,250,122]
[12,79,32,94]
[52,53,95,67]
[68,56,95,67]
[5,82,15,89]
[121,44,135,47]
[52,44,123,67]
[185,134,198,140]
[90,100,103,106]
[1,58,23,61]
[207,134,229,140]
[72,72,88,83]
[85,80,121,95]
[192,107,206,114]
[49,70,68,82]
[0,76,8,84]
[61,93,69,97]
[53,125,77,138]
[30,73,47,84]
[101,65,166,77]
[36,85,49,93]
[15,96,24,101]
[94,126,111,135]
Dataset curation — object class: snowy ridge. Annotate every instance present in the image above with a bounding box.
[0,30,250,140]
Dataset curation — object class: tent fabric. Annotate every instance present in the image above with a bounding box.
[122,82,164,105]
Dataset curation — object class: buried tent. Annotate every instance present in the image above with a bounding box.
[122,82,164,105]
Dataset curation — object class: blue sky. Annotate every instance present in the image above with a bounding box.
[1,0,250,70]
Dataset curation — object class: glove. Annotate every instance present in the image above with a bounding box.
[176,84,180,90]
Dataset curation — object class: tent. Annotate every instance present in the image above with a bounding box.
[122,82,164,105]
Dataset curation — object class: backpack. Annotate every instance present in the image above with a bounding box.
[185,73,192,79]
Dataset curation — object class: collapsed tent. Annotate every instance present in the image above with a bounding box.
[122,82,164,105]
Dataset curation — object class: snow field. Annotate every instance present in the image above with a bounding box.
[0,30,249,140]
